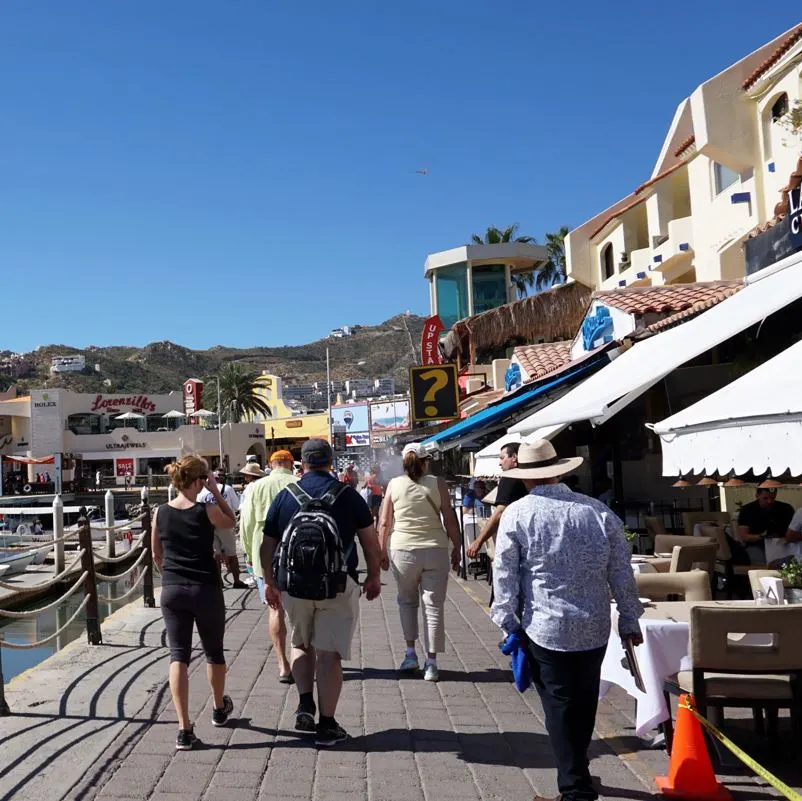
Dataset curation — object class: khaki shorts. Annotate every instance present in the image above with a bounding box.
[214,528,238,558]
[281,577,360,660]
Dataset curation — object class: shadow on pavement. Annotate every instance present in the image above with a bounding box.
[343,666,512,684]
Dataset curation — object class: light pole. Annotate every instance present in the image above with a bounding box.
[326,347,332,444]
[206,376,225,471]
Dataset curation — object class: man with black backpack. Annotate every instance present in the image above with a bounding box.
[260,438,382,747]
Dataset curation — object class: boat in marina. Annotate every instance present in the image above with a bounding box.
[0,548,41,575]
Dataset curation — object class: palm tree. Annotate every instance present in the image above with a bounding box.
[470,224,538,298]
[536,226,570,291]
[214,363,272,422]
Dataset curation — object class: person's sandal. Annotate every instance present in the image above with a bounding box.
[279,673,295,685]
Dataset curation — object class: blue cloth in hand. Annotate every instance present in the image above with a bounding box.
[500,631,532,692]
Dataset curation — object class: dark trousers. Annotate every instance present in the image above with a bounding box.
[528,639,607,801]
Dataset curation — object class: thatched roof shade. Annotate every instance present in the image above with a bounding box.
[442,281,592,363]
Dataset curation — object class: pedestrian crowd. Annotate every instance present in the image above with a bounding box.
[152,436,645,801]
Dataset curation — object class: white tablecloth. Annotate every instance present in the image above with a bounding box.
[600,607,690,736]
[765,538,802,564]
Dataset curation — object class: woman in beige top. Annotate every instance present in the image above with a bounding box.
[379,443,461,681]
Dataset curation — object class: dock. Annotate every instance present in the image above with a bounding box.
[1,573,799,801]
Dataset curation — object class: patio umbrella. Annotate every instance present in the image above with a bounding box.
[192,409,215,418]
[114,411,146,429]
[163,409,186,430]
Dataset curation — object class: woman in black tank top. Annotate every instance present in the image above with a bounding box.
[152,456,237,751]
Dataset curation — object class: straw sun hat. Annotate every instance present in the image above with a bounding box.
[501,439,583,480]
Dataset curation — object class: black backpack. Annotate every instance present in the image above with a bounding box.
[275,482,353,600]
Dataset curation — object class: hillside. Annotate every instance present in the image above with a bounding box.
[1,314,426,395]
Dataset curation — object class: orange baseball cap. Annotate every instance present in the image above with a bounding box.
[270,449,294,463]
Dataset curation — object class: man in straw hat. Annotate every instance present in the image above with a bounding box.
[239,450,298,682]
[490,439,643,801]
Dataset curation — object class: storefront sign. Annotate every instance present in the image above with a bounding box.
[420,315,444,366]
[789,186,802,248]
[409,364,460,423]
[183,379,204,419]
[105,441,148,450]
[249,428,264,439]
[116,458,135,477]
[346,432,370,448]
[90,394,157,414]
[286,419,302,429]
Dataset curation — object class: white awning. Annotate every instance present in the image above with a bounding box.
[472,425,566,477]
[510,252,802,435]
[650,339,802,477]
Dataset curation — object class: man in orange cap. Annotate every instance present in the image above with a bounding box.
[239,449,298,682]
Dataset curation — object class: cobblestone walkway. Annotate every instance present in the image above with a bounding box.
[1,571,796,801]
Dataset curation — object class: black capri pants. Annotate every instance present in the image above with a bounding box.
[160,583,226,665]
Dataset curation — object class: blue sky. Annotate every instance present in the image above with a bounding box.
[2,2,800,352]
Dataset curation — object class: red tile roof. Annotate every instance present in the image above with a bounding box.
[590,156,694,239]
[595,281,743,316]
[589,196,647,240]
[673,135,695,158]
[634,158,691,195]
[513,341,572,382]
[743,26,802,91]
[640,287,744,336]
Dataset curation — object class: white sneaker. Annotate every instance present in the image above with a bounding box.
[398,655,419,672]
[423,662,440,682]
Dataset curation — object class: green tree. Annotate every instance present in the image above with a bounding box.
[470,224,538,298]
[536,226,570,290]
[214,363,272,422]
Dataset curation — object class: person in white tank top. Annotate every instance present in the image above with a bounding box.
[378,443,461,682]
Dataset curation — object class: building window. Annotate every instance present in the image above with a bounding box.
[713,162,739,195]
[771,92,789,122]
[434,263,469,329]
[471,264,507,314]
[601,243,614,280]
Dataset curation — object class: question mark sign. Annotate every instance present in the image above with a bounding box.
[419,369,449,417]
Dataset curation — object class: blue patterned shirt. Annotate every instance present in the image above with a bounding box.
[491,483,643,652]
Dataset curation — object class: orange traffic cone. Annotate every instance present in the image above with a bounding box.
[655,694,732,801]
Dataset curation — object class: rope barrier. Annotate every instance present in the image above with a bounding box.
[95,547,148,582]
[65,515,145,534]
[0,549,86,592]
[0,595,90,650]
[0,572,88,619]
[679,697,802,801]
[94,534,146,565]
[97,567,149,603]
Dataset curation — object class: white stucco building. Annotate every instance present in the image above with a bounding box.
[0,389,266,492]
[566,24,802,291]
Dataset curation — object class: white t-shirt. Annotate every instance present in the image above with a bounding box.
[197,483,240,532]
[788,508,802,532]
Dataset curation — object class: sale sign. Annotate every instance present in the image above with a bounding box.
[116,458,135,477]
[420,315,444,366]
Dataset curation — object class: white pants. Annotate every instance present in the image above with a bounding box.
[390,547,449,654]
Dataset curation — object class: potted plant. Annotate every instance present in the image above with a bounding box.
[780,557,802,604]
[624,526,638,553]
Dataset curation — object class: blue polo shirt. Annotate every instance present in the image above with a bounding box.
[263,470,373,581]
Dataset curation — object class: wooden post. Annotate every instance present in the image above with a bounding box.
[0,644,10,715]
[78,517,102,645]
[141,501,156,608]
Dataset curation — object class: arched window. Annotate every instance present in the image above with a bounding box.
[601,243,614,280]
[771,92,789,122]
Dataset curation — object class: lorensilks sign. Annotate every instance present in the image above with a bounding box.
[789,185,802,248]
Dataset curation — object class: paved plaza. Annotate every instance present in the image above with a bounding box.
[0,571,798,801]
